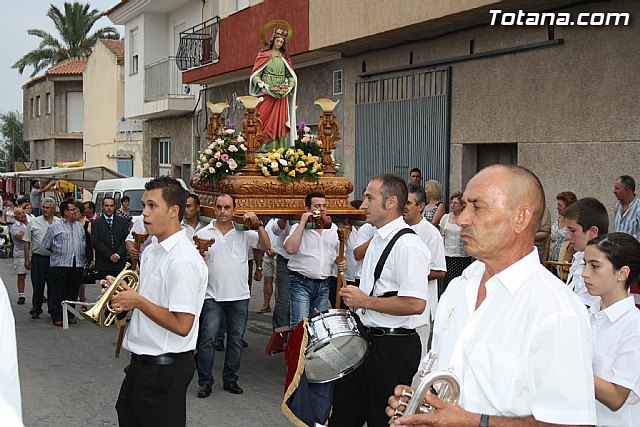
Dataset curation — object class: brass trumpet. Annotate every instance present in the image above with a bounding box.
[390,351,460,425]
[81,262,139,327]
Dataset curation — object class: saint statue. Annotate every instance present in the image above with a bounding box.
[250,28,297,151]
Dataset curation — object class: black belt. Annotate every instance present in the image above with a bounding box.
[367,327,416,337]
[130,351,192,366]
[32,253,50,258]
[290,270,326,282]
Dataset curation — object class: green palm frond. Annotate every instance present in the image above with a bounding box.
[14,1,122,76]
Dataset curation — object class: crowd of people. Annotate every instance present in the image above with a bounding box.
[2,168,640,427]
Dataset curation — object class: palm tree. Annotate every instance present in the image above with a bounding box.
[12,1,120,77]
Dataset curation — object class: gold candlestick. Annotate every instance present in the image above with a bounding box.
[206,102,230,138]
[314,98,341,175]
[237,96,264,175]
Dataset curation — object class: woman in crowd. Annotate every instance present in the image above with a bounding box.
[439,191,473,291]
[116,195,133,230]
[543,191,577,277]
[249,28,297,150]
[423,179,446,227]
[22,203,35,222]
[3,199,15,225]
[582,232,640,426]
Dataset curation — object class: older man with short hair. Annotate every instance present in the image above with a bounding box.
[613,175,640,240]
[42,200,85,326]
[387,165,596,427]
[23,197,60,319]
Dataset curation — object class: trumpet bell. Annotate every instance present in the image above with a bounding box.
[81,265,139,327]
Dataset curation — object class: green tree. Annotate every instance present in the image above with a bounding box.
[12,1,120,77]
[0,111,28,172]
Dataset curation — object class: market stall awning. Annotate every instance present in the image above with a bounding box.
[0,166,126,191]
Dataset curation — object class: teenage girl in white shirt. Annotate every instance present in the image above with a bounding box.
[582,232,640,426]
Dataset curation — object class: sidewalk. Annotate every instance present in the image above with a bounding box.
[0,258,290,426]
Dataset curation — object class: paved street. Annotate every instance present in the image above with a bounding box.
[0,257,291,426]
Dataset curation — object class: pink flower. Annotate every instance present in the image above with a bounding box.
[221,154,229,162]
[228,159,238,170]
[209,158,215,164]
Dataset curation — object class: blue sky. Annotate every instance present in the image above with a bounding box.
[1,0,123,115]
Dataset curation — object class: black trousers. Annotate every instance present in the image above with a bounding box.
[116,351,195,427]
[29,254,50,316]
[329,333,421,427]
[47,266,83,322]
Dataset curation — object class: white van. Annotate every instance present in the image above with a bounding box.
[92,177,189,216]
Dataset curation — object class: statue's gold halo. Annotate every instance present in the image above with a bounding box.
[260,20,293,46]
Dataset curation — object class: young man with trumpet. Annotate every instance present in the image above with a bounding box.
[386,165,596,427]
[109,176,208,427]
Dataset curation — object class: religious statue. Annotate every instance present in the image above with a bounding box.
[249,28,297,151]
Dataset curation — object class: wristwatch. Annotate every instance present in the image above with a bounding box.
[479,414,489,427]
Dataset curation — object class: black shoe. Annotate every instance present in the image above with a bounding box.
[223,382,243,394]
[17,296,25,305]
[197,385,212,398]
[242,340,248,348]
[31,313,40,319]
[215,341,225,351]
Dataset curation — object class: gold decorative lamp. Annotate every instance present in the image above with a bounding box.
[206,101,229,137]
[237,96,264,175]
[314,98,341,175]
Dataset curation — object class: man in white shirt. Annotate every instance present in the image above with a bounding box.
[284,191,347,329]
[565,197,609,307]
[267,218,292,329]
[404,183,447,357]
[10,208,29,305]
[0,277,22,425]
[181,193,206,240]
[109,176,208,427]
[23,197,59,319]
[333,174,431,426]
[387,165,596,427]
[194,193,269,397]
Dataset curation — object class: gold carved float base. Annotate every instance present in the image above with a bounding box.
[191,175,364,219]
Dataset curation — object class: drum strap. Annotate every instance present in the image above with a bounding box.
[370,228,416,298]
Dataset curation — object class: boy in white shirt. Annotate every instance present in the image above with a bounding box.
[564,197,609,307]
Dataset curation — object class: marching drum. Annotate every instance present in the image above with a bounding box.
[304,309,369,383]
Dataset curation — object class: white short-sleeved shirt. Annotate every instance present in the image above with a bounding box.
[181,219,206,241]
[358,216,430,329]
[430,249,596,424]
[285,223,339,280]
[196,222,259,301]
[410,218,447,322]
[589,296,640,426]
[568,251,600,306]
[123,229,208,356]
[344,226,362,282]
[352,222,375,279]
[266,219,291,259]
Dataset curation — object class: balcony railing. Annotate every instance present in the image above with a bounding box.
[176,17,220,71]
[144,57,185,102]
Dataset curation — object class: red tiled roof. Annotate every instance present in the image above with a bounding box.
[45,58,87,76]
[106,0,129,16]
[23,58,87,88]
[99,39,125,65]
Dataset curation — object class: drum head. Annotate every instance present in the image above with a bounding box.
[304,310,369,383]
